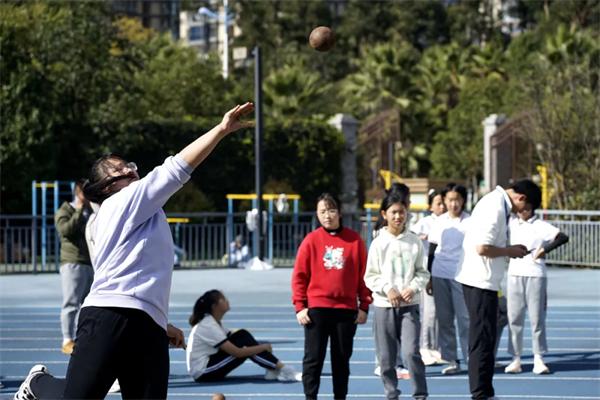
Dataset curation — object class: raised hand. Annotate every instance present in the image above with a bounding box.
[220,102,254,134]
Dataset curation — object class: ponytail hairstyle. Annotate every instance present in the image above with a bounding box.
[374,183,411,232]
[189,290,223,326]
[82,153,132,204]
[427,188,441,206]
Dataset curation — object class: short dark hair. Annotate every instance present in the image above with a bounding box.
[509,179,542,211]
[388,182,410,197]
[74,178,87,191]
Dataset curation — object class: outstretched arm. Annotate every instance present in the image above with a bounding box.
[179,102,254,169]
[534,232,569,260]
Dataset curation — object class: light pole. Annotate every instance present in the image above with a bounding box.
[254,46,263,260]
[197,0,233,79]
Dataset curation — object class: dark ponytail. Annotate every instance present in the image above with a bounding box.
[374,184,411,232]
[83,153,129,204]
[189,290,223,326]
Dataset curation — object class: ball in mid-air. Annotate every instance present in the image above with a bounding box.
[309,26,335,52]
[211,393,226,400]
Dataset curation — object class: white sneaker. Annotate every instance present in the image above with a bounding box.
[14,365,48,400]
[108,380,121,393]
[504,359,522,374]
[441,361,461,375]
[420,349,437,366]
[533,358,550,374]
[276,365,302,382]
[264,368,279,380]
[373,366,381,376]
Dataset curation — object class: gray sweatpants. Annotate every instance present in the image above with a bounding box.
[420,290,438,350]
[373,305,428,400]
[60,263,94,340]
[432,277,469,363]
[507,275,548,356]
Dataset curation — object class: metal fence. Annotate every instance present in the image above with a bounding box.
[1,210,599,274]
[535,210,600,267]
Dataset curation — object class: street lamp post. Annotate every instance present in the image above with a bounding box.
[254,46,263,260]
[198,0,232,79]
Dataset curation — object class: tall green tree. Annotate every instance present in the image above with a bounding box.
[510,25,600,209]
[340,40,420,120]
[1,2,117,212]
[262,56,334,120]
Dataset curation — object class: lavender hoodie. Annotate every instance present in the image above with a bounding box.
[82,155,192,330]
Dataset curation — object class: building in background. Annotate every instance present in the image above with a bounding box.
[179,0,242,78]
[111,0,181,39]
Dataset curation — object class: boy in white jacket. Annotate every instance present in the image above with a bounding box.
[365,190,429,400]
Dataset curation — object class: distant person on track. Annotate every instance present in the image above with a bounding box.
[54,179,94,355]
[364,189,429,400]
[186,290,301,382]
[292,192,372,400]
[504,200,569,375]
[454,179,540,400]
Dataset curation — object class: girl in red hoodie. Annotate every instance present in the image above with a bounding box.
[292,193,372,400]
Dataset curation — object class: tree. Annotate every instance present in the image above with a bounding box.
[262,55,334,120]
[340,40,420,120]
[511,25,600,209]
[0,2,118,213]
[429,74,510,184]
[0,3,227,213]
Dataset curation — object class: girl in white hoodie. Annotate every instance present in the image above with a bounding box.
[364,190,429,400]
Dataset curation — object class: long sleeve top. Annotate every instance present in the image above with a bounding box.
[291,227,372,313]
[54,201,92,265]
[82,155,192,330]
[364,228,429,308]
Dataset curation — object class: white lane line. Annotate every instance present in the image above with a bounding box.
[2,304,599,309]
[1,335,599,341]
[5,343,600,352]
[162,396,600,399]
[2,310,598,316]
[1,319,598,326]
[3,360,599,369]
[0,390,598,399]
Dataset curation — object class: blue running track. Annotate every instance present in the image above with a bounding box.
[1,267,599,399]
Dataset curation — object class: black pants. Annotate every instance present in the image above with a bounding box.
[495,295,508,356]
[303,308,357,400]
[31,306,169,399]
[462,284,498,400]
[196,329,279,381]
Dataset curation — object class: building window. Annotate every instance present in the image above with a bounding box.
[189,26,204,41]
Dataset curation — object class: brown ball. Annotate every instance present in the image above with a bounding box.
[309,26,335,52]
[211,393,226,400]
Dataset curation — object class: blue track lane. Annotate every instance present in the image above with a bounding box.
[1,267,599,399]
